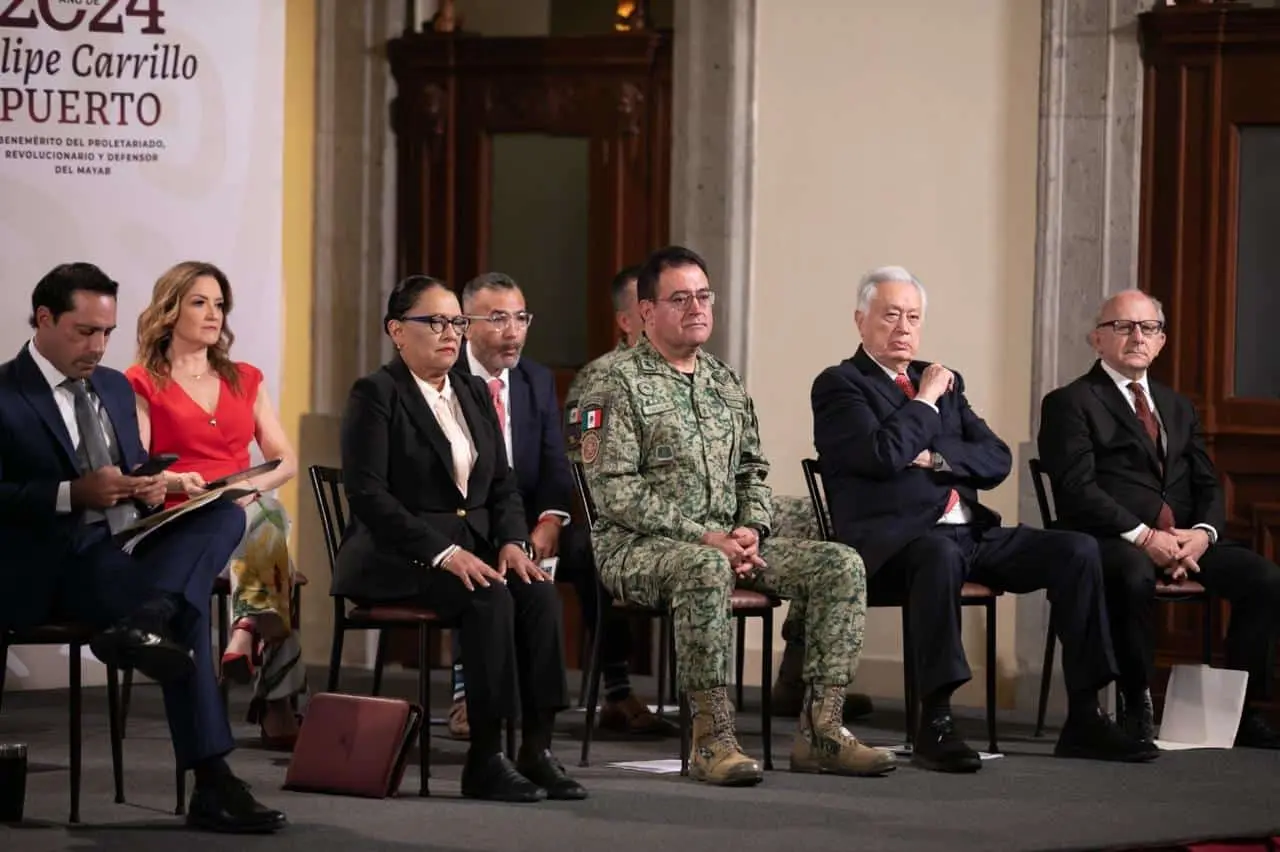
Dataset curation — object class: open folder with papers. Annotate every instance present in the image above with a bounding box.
[114,484,258,553]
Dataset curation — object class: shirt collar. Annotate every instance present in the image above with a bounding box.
[412,369,453,408]
[1099,359,1149,397]
[28,337,71,391]
[466,346,510,387]
[868,353,906,381]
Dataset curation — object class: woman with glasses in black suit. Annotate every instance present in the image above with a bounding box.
[332,275,586,804]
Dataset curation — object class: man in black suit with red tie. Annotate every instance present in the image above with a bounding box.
[812,266,1153,773]
[1038,289,1280,749]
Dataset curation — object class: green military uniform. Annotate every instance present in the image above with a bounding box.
[580,336,892,784]
[565,339,631,462]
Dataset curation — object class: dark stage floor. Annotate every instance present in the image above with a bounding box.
[2,666,1278,852]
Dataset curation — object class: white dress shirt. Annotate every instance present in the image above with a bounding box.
[1097,360,1218,546]
[870,355,973,526]
[28,339,112,515]
[411,371,477,567]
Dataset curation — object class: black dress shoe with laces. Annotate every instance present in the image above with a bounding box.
[461,753,547,803]
[1235,709,1280,749]
[1055,707,1158,762]
[911,714,982,773]
[516,749,588,800]
[186,775,287,834]
[90,617,193,683]
[1116,688,1156,745]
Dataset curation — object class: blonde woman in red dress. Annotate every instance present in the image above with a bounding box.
[126,261,305,748]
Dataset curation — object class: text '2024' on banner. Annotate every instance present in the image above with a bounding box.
[0,0,195,128]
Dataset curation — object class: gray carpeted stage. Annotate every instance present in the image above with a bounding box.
[2,667,1278,852]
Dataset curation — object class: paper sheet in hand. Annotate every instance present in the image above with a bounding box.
[203,458,282,490]
[1154,664,1248,750]
[114,485,257,553]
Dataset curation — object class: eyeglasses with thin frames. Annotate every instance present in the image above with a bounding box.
[465,311,534,331]
[399,314,471,335]
[650,290,715,312]
[1095,320,1164,338]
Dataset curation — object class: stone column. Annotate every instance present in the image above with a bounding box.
[669,0,756,375]
[1015,0,1156,714]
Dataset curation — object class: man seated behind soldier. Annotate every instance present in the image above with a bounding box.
[565,265,873,724]
[580,245,894,786]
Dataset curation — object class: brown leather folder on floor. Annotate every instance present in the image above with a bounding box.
[283,692,423,798]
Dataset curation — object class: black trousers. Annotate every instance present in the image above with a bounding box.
[555,524,633,672]
[416,566,569,726]
[1101,537,1280,701]
[870,524,1118,699]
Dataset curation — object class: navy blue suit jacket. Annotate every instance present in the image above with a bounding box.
[456,347,573,529]
[811,346,1009,575]
[0,344,149,627]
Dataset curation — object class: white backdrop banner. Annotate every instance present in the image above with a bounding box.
[0,0,285,689]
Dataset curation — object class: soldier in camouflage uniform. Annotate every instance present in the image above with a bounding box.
[580,246,894,786]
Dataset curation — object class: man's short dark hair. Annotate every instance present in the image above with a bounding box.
[29,262,119,328]
[383,274,451,333]
[635,246,708,302]
[461,271,520,311]
[610,264,641,312]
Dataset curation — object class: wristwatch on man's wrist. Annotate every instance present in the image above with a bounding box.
[930,451,945,471]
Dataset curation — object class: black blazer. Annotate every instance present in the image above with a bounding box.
[333,357,529,602]
[0,344,149,627]
[454,347,573,529]
[811,346,1008,575]
[1037,360,1226,538]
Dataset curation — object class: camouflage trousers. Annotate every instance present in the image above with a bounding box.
[771,495,821,644]
[598,535,867,692]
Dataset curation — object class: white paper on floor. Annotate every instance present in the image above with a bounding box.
[1155,664,1248,750]
[608,759,684,774]
[570,705,666,714]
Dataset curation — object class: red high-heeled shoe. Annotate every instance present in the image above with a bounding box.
[220,622,258,685]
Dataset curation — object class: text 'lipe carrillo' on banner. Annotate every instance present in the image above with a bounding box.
[0,0,199,129]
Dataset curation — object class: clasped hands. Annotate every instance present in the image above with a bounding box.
[444,542,549,591]
[1141,527,1210,582]
[69,465,166,510]
[702,527,768,577]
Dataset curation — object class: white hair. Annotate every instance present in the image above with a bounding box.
[1093,288,1166,326]
[856,265,927,313]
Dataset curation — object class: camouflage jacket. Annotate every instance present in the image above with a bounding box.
[580,336,773,547]
[565,339,630,461]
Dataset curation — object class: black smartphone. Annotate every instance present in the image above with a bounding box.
[131,453,179,477]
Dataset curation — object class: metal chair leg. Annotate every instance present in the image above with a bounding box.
[901,608,917,749]
[418,626,430,796]
[327,623,345,692]
[120,667,133,738]
[985,600,998,754]
[654,612,668,717]
[1034,616,1057,738]
[578,602,608,767]
[69,643,82,825]
[106,664,124,803]
[372,629,389,696]
[761,610,774,771]
[735,616,746,712]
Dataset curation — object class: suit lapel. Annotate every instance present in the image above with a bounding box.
[389,358,456,488]
[851,346,906,408]
[1086,363,1162,471]
[507,366,533,474]
[1150,381,1183,479]
[15,345,78,467]
[90,369,134,468]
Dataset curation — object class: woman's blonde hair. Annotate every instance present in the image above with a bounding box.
[136,261,242,394]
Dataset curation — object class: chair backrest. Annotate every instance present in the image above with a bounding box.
[1027,457,1057,529]
[800,458,835,542]
[570,461,599,528]
[308,465,349,576]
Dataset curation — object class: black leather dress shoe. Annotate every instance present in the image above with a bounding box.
[911,714,982,773]
[186,775,287,834]
[461,753,546,803]
[1235,710,1280,749]
[516,749,588,800]
[1116,688,1156,745]
[90,620,193,683]
[1055,707,1158,762]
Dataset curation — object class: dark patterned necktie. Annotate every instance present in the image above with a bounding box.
[895,373,960,518]
[1128,382,1175,531]
[64,378,136,534]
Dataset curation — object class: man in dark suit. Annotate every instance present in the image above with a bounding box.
[450,272,672,738]
[0,263,286,832]
[1038,289,1280,749]
[334,274,584,802]
[812,265,1153,772]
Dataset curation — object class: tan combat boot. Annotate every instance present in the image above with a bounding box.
[790,684,896,777]
[687,687,764,786]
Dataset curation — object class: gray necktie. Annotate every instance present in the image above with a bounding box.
[65,379,137,534]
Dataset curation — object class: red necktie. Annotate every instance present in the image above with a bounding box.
[895,373,960,517]
[1129,382,1175,531]
[487,377,506,434]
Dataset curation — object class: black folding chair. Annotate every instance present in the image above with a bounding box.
[801,458,1000,754]
[1026,457,1213,736]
